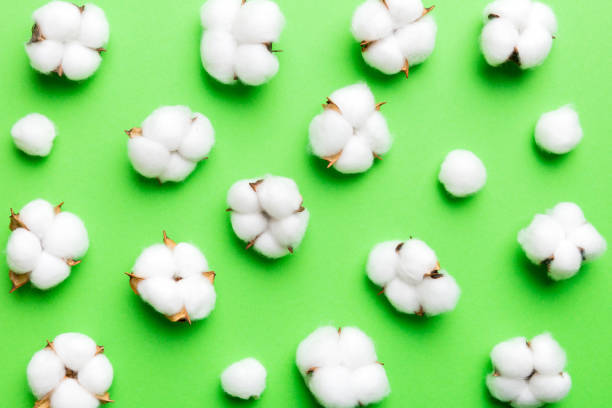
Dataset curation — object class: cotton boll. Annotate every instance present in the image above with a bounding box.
[19,199,56,238]
[177,275,216,319]
[158,153,197,183]
[11,113,56,156]
[133,244,176,279]
[535,106,583,154]
[329,84,375,128]
[78,354,114,395]
[221,358,267,399]
[53,332,97,372]
[142,106,192,152]
[6,228,42,273]
[527,2,557,35]
[338,327,377,370]
[351,0,393,42]
[529,373,571,403]
[128,137,171,178]
[385,0,424,27]
[366,240,401,287]
[231,212,268,241]
[232,0,285,44]
[201,30,238,84]
[253,231,288,258]
[296,326,340,374]
[362,112,391,155]
[178,114,215,162]
[518,214,565,264]
[384,278,420,314]
[227,179,261,213]
[512,386,541,407]
[33,1,81,41]
[234,44,279,86]
[490,337,534,378]
[529,333,566,375]
[547,240,582,281]
[268,211,309,247]
[568,223,607,261]
[547,202,585,234]
[50,378,99,408]
[27,349,65,399]
[173,243,209,278]
[351,363,390,405]
[334,136,374,174]
[308,110,353,158]
[362,35,405,74]
[417,273,460,315]
[395,15,437,65]
[25,40,64,73]
[29,252,70,289]
[397,239,438,282]
[78,4,110,48]
[61,42,102,80]
[483,0,532,28]
[480,18,520,66]
[516,26,553,69]
[309,366,358,408]
[42,212,89,260]
[137,277,183,316]
[200,0,242,31]
[257,176,301,218]
[438,149,487,197]
[486,375,528,402]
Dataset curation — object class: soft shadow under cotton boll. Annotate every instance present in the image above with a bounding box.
[535,106,583,154]
[11,113,56,157]
[438,149,487,197]
[221,358,267,399]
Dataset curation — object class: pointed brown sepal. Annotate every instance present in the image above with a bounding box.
[225,207,233,212]
[54,202,64,214]
[488,13,500,19]
[29,24,46,44]
[377,287,385,296]
[376,361,385,366]
[96,392,114,404]
[125,127,142,138]
[306,367,317,375]
[492,370,500,377]
[125,273,143,295]
[167,307,191,324]
[162,231,177,249]
[415,306,425,317]
[508,48,520,65]
[373,152,383,160]
[45,340,55,350]
[287,246,294,254]
[424,271,443,279]
[323,97,341,113]
[203,271,216,284]
[249,179,263,191]
[381,0,389,9]
[245,238,256,250]
[9,271,29,293]
[96,47,107,54]
[66,259,81,267]
[420,5,435,18]
[96,345,105,354]
[54,65,64,77]
[241,0,246,4]
[337,327,342,334]
[395,242,404,253]
[360,40,374,52]
[9,208,27,231]
[375,101,386,111]
[34,395,51,408]
[323,151,342,168]
[401,59,409,78]
[296,205,305,213]
[76,4,86,13]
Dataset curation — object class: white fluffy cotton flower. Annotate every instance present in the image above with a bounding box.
[438,149,487,197]
[221,358,266,399]
[518,202,606,280]
[126,231,216,324]
[126,105,215,183]
[296,326,390,408]
[27,333,113,407]
[226,175,309,258]
[352,0,436,77]
[6,199,88,292]
[25,1,109,80]
[200,0,285,85]
[367,238,460,316]
[11,113,57,157]
[535,106,583,154]
[481,0,557,69]
[309,83,391,174]
[486,333,571,407]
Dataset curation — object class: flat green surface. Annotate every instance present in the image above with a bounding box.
[1,0,610,407]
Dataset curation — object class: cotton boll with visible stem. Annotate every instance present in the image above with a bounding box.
[535,106,583,154]
[11,113,57,157]
[438,149,487,197]
[221,358,267,399]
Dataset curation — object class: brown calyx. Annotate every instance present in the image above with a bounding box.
[9,271,30,293]
[415,306,425,316]
[168,306,191,324]
[28,24,45,44]
[9,208,26,231]
[249,179,264,191]
[264,42,282,53]
[401,59,410,78]
[423,262,442,279]
[162,230,176,249]
[124,127,142,138]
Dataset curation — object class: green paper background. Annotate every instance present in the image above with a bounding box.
[1,0,610,406]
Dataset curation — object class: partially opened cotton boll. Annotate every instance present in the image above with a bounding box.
[352,0,437,77]
[227,175,309,258]
[486,333,571,407]
[297,326,390,407]
[27,332,113,407]
[518,202,606,280]
[481,0,557,69]
[535,106,583,154]
[309,83,391,174]
[26,1,109,80]
[6,199,88,292]
[221,357,267,399]
[366,238,460,316]
[126,231,216,324]
[438,149,487,197]
[200,0,285,85]
[126,105,215,183]
[11,113,57,157]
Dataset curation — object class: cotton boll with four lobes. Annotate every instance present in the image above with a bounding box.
[221,358,267,399]
[438,149,487,197]
[11,113,57,157]
[535,106,583,154]
[126,105,215,183]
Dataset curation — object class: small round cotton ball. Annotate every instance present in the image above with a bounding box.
[11,113,56,156]
[221,358,267,399]
[535,106,583,154]
[438,149,487,197]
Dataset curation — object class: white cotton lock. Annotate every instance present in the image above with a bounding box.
[26,1,109,80]
[486,333,571,407]
[481,0,557,69]
[352,0,437,77]
[366,238,460,316]
[127,232,216,324]
[220,358,267,399]
[309,83,392,174]
[200,0,285,85]
[438,149,487,197]
[518,202,606,280]
[27,332,113,407]
[535,106,583,154]
[11,113,56,157]
[6,199,88,292]
[227,175,309,258]
[126,105,215,183]
[296,326,390,408]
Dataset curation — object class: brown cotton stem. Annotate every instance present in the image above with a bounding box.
[377,287,385,296]
[54,65,64,77]
[96,345,105,354]
[287,246,294,254]
[125,127,142,138]
[9,271,30,293]
[360,40,375,52]
[306,367,317,375]
[381,0,389,9]
[162,231,177,249]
